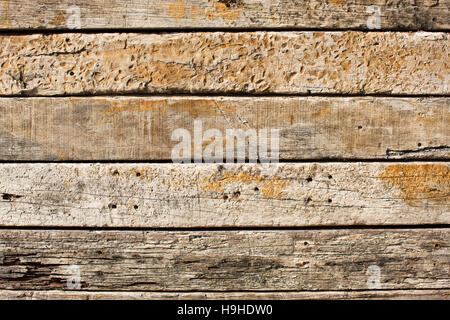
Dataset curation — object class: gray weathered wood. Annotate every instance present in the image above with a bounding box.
[0,229,447,291]
[0,0,448,30]
[0,97,448,161]
[1,32,448,96]
[0,163,448,227]
[1,290,449,300]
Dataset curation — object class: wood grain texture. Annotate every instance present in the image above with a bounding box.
[0,32,448,96]
[0,163,448,227]
[0,0,449,30]
[0,97,448,161]
[0,229,447,291]
[1,290,449,300]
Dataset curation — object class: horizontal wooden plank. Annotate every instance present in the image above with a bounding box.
[1,290,449,300]
[0,32,448,96]
[0,97,448,161]
[0,229,447,291]
[1,0,449,31]
[0,163,448,227]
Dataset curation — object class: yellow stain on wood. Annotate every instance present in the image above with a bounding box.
[312,108,331,117]
[168,0,186,20]
[200,172,289,199]
[379,164,450,206]
[101,99,236,119]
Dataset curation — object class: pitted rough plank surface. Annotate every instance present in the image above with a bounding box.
[0,0,449,30]
[0,97,448,161]
[0,229,447,290]
[1,290,449,300]
[0,32,448,96]
[0,163,448,227]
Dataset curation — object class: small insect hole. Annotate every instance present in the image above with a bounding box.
[306,177,312,182]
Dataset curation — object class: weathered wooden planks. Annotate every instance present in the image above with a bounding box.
[0,97,448,161]
[1,32,448,96]
[1,290,449,300]
[0,0,449,31]
[0,163,448,227]
[0,229,447,291]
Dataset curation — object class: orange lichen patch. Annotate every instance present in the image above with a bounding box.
[379,164,450,206]
[168,0,186,20]
[212,3,241,21]
[200,172,289,199]
[329,0,347,6]
[49,13,66,25]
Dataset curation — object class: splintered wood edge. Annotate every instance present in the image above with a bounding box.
[0,229,447,291]
[1,290,449,300]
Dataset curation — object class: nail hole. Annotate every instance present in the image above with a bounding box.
[112,170,119,176]
[133,205,138,210]
[434,243,440,249]
[109,204,117,209]
[306,177,312,182]
[65,38,70,43]
[223,195,228,200]
[69,71,74,76]
[303,241,309,246]
[328,175,332,179]
[97,250,103,255]
[254,187,259,192]
[136,172,141,177]
[328,199,332,203]
[418,143,422,147]
[357,125,363,129]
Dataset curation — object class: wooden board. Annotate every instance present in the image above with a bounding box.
[0,229,447,291]
[0,32,448,96]
[0,97,448,161]
[1,290,448,300]
[0,0,449,31]
[0,163,448,227]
